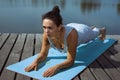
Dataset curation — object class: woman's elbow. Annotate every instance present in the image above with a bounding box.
[69,60,74,67]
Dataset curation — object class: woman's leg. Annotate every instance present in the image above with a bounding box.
[92,27,106,40]
[99,28,106,40]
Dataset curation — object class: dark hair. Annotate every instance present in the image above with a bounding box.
[42,6,63,27]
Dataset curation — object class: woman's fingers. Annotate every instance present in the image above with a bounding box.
[25,66,31,72]
[34,65,37,71]
[25,61,38,72]
[43,70,53,77]
[47,71,55,77]
[43,67,57,77]
[25,65,35,72]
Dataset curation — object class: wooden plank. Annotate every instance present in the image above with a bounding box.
[80,68,96,80]
[72,76,80,80]
[16,34,35,80]
[97,52,120,80]
[107,35,120,44]
[0,33,9,49]
[89,60,111,80]
[0,34,26,80]
[104,50,120,72]
[108,43,120,61]
[21,34,35,59]
[0,34,18,76]
[34,34,42,54]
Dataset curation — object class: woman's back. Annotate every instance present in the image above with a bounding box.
[66,23,100,45]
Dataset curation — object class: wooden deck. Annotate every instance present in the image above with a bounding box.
[0,33,120,80]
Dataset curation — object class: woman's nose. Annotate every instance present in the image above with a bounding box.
[45,28,49,33]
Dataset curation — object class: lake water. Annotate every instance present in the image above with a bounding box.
[0,0,120,34]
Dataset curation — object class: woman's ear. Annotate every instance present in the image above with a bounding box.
[58,24,62,31]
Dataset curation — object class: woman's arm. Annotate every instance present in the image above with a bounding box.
[43,29,78,77]
[56,29,78,69]
[35,33,50,63]
[25,33,50,71]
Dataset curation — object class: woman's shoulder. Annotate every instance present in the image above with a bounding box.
[66,27,78,47]
[65,27,78,42]
[42,33,50,45]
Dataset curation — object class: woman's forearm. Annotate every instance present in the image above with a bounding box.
[35,53,47,63]
[56,59,74,70]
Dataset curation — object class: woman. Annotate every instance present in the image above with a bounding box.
[25,6,106,77]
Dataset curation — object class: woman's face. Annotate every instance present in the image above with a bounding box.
[42,19,60,37]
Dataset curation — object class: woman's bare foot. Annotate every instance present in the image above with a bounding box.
[99,28,106,40]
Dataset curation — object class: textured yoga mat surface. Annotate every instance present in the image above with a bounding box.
[6,38,117,80]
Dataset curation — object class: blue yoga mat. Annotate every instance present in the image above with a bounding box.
[6,38,117,80]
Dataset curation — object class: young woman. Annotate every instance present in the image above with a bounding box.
[25,6,106,77]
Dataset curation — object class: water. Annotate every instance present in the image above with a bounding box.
[0,0,120,34]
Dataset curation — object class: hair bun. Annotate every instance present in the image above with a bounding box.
[52,6,60,14]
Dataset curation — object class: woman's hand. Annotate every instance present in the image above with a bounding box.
[43,65,59,77]
[24,61,38,72]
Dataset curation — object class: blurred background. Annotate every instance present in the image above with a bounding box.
[0,0,120,34]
